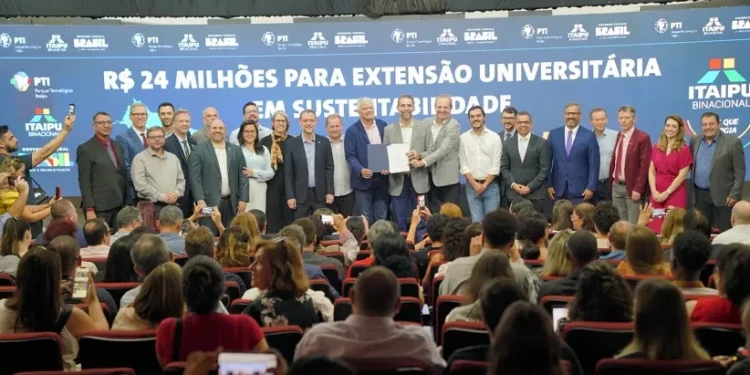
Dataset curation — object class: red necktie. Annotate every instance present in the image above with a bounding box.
[614,134,625,180]
[140,132,147,148]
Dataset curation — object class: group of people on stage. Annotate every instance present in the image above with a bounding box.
[0,95,743,237]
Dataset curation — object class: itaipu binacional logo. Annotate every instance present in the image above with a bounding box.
[686,57,750,146]
[26,108,63,137]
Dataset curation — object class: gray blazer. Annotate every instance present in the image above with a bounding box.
[384,121,431,196]
[76,136,129,212]
[188,141,249,211]
[420,117,461,187]
[689,133,745,206]
[500,133,551,200]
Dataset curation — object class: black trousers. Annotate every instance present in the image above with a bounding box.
[198,197,235,236]
[593,179,612,203]
[329,191,355,217]
[294,187,328,219]
[694,186,732,233]
[95,207,121,232]
[429,177,460,213]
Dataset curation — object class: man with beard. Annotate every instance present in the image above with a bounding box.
[192,107,220,144]
[158,102,175,136]
[460,105,502,223]
[131,126,185,214]
[230,101,273,144]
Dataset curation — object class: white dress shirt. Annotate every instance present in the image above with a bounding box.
[329,137,352,196]
[400,121,413,146]
[214,143,231,196]
[363,122,382,144]
[517,133,531,163]
[431,119,446,142]
[459,127,502,179]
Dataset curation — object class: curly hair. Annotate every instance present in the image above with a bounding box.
[441,218,470,262]
[426,214,450,242]
[568,261,633,322]
[373,232,418,279]
[215,225,253,268]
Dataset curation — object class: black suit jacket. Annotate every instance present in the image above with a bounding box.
[76,136,129,211]
[500,133,551,200]
[164,133,197,201]
[284,134,334,204]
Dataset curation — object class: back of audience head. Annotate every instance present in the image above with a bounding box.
[9,250,63,332]
[250,238,308,297]
[682,208,711,237]
[50,199,77,222]
[714,243,747,296]
[510,198,533,216]
[250,209,267,234]
[1,217,30,257]
[464,251,514,304]
[157,206,183,233]
[352,266,400,317]
[83,218,110,246]
[288,356,355,375]
[185,226,215,259]
[131,225,156,235]
[278,225,306,252]
[569,261,633,322]
[426,214,449,243]
[439,203,463,219]
[136,201,158,232]
[541,230,574,277]
[346,217,366,244]
[482,209,519,250]
[47,235,80,276]
[441,218,470,262]
[621,278,708,360]
[372,232,415,279]
[462,222,483,257]
[489,301,564,375]
[44,219,78,243]
[216,225,252,268]
[626,225,665,275]
[230,212,261,242]
[593,201,619,236]
[566,230,599,271]
[551,200,574,231]
[671,230,711,281]
[718,245,750,306]
[134,262,184,326]
[131,234,171,278]
[572,202,595,232]
[731,200,750,226]
[518,213,548,260]
[292,218,316,248]
[182,255,225,314]
[367,220,397,248]
[105,234,140,283]
[480,278,526,334]
[608,221,632,251]
[661,207,686,244]
[116,206,142,233]
[309,216,329,246]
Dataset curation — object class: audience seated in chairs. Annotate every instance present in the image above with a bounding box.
[413,212,449,271]
[566,261,633,324]
[109,206,142,243]
[572,202,596,232]
[616,225,672,277]
[155,255,269,365]
[509,198,534,217]
[0,217,30,276]
[687,244,750,324]
[683,208,713,240]
[372,232,423,304]
[346,220,396,278]
[670,230,718,295]
[185,226,247,295]
[658,207,686,247]
[0,250,108,370]
[288,355,355,375]
[249,209,268,236]
[243,238,332,327]
[294,217,345,281]
[600,221,632,261]
[538,230,599,300]
[293,266,445,372]
[104,229,147,283]
[711,200,750,246]
[617,278,710,360]
[215,225,253,268]
[551,200,574,231]
[275,224,339,300]
[518,213,549,261]
[135,201,159,233]
[593,201,619,248]
[446,253,517,324]
[80,218,111,259]
[157,206,187,256]
[725,300,750,375]
[35,199,87,248]
[227,212,262,247]
[539,230,574,278]
[112,262,184,330]
[488,301,577,375]
[345,216,367,259]
[423,218,471,290]
[119,234,181,309]
[47,235,118,314]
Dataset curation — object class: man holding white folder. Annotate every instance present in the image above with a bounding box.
[459,105,502,223]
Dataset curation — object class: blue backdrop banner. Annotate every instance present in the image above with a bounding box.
[0,6,749,196]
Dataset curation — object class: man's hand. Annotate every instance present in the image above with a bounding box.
[325,194,334,204]
[361,168,373,178]
[380,170,390,176]
[582,189,594,201]
[547,187,556,200]
[197,200,207,209]
[472,182,486,196]
[237,201,247,213]
[631,191,642,202]
[287,198,297,210]
[63,115,75,132]
[727,197,738,207]
[85,211,97,220]
[406,150,420,160]
[519,186,531,195]
[410,159,426,168]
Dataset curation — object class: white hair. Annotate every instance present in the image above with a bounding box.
[357,97,374,109]
[130,102,146,112]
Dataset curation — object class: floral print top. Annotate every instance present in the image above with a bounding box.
[244,290,320,330]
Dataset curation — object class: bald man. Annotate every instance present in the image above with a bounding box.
[188,118,248,233]
[712,200,750,245]
[192,107,220,144]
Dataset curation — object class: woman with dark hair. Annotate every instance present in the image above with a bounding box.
[572,202,595,232]
[0,217,31,276]
[0,250,108,370]
[215,225,253,268]
[104,232,142,283]
[616,225,671,277]
[551,200,574,231]
[261,110,294,233]
[488,301,565,375]
[373,232,423,304]
[647,115,692,233]
[113,262,184,330]
[518,213,549,261]
[422,218,469,289]
[445,251,516,323]
[618,278,709,360]
[687,244,750,324]
[156,255,269,365]
[244,239,326,329]
[567,261,633,323]
[238,120,274,213]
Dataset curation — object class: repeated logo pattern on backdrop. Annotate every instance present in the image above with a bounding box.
[0,6,749,196]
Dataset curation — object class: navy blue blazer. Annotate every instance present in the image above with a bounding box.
[547,126,600,198]
[164,133,197,200]
[344,119,387,191]
[115,127,147,176]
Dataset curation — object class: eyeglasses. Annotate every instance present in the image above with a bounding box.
[243,130,256,134]
[516,121,531,125]
[273,119,287,123]
[564,112,581,116]
[130,113,148,117]
[94,121,113,125]
[147,135,165,140]
[501,117,515,122]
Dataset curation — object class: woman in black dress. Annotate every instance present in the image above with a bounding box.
[260,110,294,233]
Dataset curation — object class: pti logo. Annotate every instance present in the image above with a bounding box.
[697,57,746,84]
[10,71,31,92]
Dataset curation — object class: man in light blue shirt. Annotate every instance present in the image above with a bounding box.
[157,205,186,255]
[590,108,618,203]
[599,221,631,261]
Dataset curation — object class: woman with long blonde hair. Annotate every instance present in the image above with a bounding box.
[660,207,685,245]
[539,230,574,277]
[647,115,693,233]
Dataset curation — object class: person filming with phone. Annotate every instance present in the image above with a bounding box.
[0,157,60,223]
[0,174,29,239]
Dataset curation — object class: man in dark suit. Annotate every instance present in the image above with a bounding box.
[285,110,335,219]
[690,111,746,232]
[77,111,129,230]
[345,98,389,225]
[500,111,551,213]
[188,119,248,233]
[609,106,652,223]
[547,103,600,204]
[115,102,150,198]
[497,106,518,209]
[164,109,198,217]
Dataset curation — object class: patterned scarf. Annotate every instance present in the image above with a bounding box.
[270,133,287,170]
